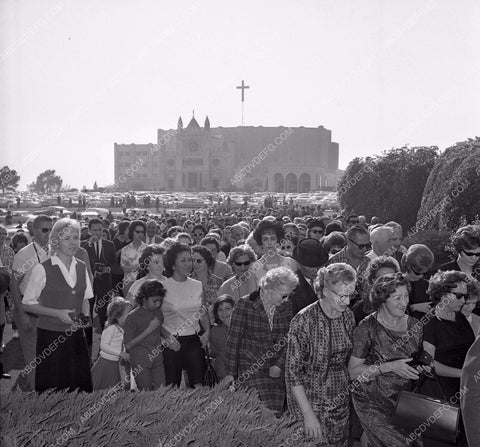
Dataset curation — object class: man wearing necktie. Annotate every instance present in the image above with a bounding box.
[145,219,163,245]
[289,238,330,316]
[81,218,120,337]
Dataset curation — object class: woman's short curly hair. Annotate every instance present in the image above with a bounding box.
[452,225,480,253]
[315,263,356,296]
[258,266,298,291]
[212,294,235,325]
[192,245,215,270]
[365,256,400,287]
[134,279,167,306]
[137,244,165,280]
[369,272,411,311]
[252,220,285,247]
[227,244,257,266]
[322,231,347,252]
[163,242,191,277]
[427,270,470,304]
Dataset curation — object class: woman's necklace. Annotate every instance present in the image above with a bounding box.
[378,311,405,330]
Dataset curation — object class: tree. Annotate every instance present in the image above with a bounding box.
[0,166,20,193]
[31,169,63,194]
[338,146,439,230]
[416,137,480,232]
[93,181,98,191]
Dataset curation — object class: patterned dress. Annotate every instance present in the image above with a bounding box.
[225,290,293,414]
[351,313,423,447]
[286,301,355,447]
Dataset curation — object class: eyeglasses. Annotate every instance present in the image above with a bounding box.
[451,292,469,300]
[274,290,293,300]
[462,249,480,257]
[348,239,372,250]
[234,260,251,267]
[410,265,427,277]
[41,228,52,233]
[325,287,352,301]
[134,230,145,234]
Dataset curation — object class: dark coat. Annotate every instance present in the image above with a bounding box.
[289,269,318,316]
[225,290,292,414]
[81,239,120,299]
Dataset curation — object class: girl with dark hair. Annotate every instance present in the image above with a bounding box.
[124,279,166,390]
[209,295,235,379]
[161,242,209,387]
[126,245,166,305]
[91,297,131,390]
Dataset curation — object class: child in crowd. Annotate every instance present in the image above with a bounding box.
[209,295,235,380]
[91,297,131,390]
[124,279,166,390]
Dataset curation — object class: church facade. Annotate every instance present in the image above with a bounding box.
[114,116,342,192]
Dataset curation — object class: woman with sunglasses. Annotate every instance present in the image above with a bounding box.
[421,270,476,447]
[225,266,298,414]
[218,245,258,301]
[286,263,356,446]
[402,244,435,320]
[120,220,147,296]
[349,273,425,447]
[440,225,480,281]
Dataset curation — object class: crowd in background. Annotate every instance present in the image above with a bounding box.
[1,205,480,446]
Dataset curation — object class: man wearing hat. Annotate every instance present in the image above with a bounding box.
[290,238,329,315]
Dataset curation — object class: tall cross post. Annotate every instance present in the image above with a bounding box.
[236,80,250,126]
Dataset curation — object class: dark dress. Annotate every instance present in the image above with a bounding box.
[351,313,423,447]
[286,301,355,447]
[225,290,292,414]
[422,312,475,401]
[409,278,431,321]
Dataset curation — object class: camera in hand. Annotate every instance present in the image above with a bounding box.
[94,262,109,274]
[408,350,433,368]
[68,312,90,326]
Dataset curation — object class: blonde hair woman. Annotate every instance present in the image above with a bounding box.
[22,218,94,392]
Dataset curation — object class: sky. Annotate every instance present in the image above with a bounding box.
[1,0,479,190]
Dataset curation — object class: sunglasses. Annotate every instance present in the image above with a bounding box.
[462,249,480,257]
[452,292,469,300]
[41,228,52,233]
[234,260,251,267]
[410,265,427,277]
[348,239,372,250]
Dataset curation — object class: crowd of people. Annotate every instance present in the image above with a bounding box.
[1,207,480,446]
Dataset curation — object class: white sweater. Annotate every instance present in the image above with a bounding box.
[99,324,124,361]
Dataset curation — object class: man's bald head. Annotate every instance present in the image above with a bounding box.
[370,226,394,255]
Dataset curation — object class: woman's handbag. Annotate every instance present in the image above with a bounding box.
[392,369,460,443]
[203,345,218,388]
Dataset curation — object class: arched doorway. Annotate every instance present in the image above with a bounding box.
[273,173,284,192]
[285,173,298,193]
[299,173,311,193]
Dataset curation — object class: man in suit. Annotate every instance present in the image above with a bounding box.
[290,238,329,315]
[81,218,120,333]
[145,219,163,245]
